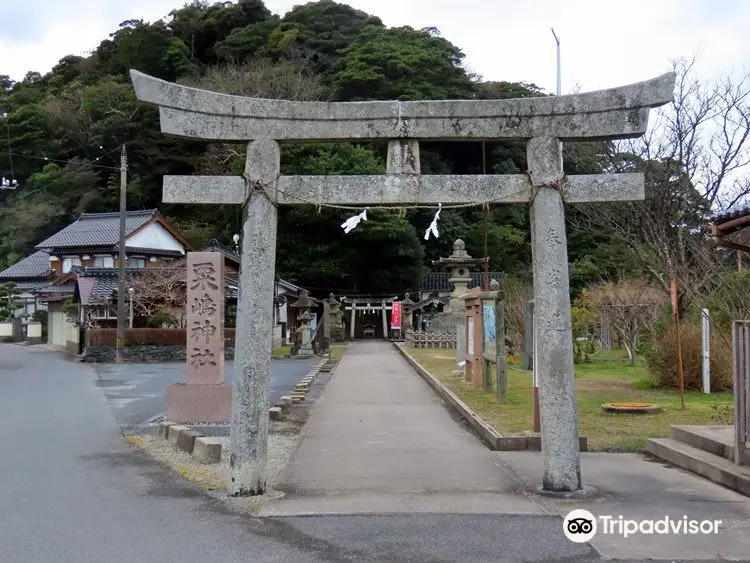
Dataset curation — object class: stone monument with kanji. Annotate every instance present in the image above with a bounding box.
[166,252,232,423]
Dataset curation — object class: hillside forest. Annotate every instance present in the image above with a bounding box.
[0,0,748,322]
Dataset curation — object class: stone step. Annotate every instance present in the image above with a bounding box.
[670,425,750,463]
[646,437,750,496]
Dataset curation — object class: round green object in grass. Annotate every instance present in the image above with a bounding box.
[600,402,663,414]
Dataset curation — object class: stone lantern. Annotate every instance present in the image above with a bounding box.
[431,239,485,372]
[327,293,345,342]
[433,239,485,314]
[401,292,415,331]
[289,289,318,357]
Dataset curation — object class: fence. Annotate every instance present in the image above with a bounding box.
[404,329,456,349]
[87,327,237,347]
[734,321,750,464]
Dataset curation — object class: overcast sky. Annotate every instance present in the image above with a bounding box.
[1,0,748,93]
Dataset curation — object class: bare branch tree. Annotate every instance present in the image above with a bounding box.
[182,58,331,175]
[572,57,750,303]
[126,262,187,325]
[502,276,533,354]
[582,279,663,363]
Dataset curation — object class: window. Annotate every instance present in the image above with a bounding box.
[93,255,114,268]
[128,256,146,268]
[62,256,81,273]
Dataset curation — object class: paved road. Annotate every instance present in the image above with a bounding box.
[93,358,317,432]
[0,343,603,562]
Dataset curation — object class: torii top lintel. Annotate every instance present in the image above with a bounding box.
[130,70,675,143]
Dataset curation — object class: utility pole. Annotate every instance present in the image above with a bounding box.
[116,145,127,363]
[551,28,561,95]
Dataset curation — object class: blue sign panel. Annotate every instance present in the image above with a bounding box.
[483,304,495,344]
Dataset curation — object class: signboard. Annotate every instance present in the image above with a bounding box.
[311,312,317,333]
[483,304,496,344]
[391,301,402,329]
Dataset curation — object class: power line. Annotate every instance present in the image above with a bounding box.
[5,151,122,171]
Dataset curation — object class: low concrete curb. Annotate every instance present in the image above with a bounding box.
[394,344,588,452]
[158,421,221,464]
[193,437,222,464]
[176,428,202,454]
[268,356,331,419]
[153,354,343,464]
[167,424,189,447]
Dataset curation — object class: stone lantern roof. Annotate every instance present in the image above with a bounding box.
[432,239,486,284]
[432,239,485,269]
[289,289,319,309]
[401,292,416,309]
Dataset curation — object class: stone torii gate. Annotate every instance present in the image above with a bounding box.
[130,69,674,495]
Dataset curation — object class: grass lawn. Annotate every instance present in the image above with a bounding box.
[271,344,347,359]
[330,345,347,360]
[272,345,291,357]
[404,347,733,452]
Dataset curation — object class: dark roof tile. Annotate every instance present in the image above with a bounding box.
[36,210,157,249]
[420,271,505,292]
[34,282,75,295]
[0,251,51,279]
[711,202,750,224]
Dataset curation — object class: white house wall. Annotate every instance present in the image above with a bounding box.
[125,223,185,253]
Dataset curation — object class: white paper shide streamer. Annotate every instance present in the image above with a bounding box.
[424,203,441,240]
[341,209,368,234]
[341,203,443,239]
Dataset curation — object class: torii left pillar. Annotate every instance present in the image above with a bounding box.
[229,139,279,495]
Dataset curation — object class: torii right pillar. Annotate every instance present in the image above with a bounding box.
[528,137,580,492]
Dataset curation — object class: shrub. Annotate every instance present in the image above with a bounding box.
[644,319,733,391]
[32,309,48,325]
[705,270,750,329]
[571,304,597,363]
[62,299,78,321]
[147,312,179,328]
[711,404,734,424]
[0,282,20,321]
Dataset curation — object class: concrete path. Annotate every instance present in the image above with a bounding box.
[8,341,748,560]
[262,341,544,516]
[500,450,750,561]
[93,357,317,432]
[0,343,597,562]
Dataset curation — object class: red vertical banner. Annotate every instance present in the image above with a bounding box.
[391,301,402,329]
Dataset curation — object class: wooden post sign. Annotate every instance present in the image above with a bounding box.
[462,287,484,388]
[480,281,507,402]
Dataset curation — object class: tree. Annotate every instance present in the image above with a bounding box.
[275,142,425,292]
[333,25,475,101]
[574,58,750,306]
[582,279,663,363]
[126,263,187,325]
[0,282,20,320]
[214,17,279,62]
[98,20,175,79]
[704,270,750,329]
[267,0,383,70]
[0,162,100,266]
[168,0,271,63]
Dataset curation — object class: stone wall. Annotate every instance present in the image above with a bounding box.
[83,344,236,363]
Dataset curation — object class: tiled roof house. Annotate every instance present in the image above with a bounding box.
[710,202,750,259]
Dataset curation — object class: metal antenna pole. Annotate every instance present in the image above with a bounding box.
[551,28,561,95]
[116,145,127,363]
